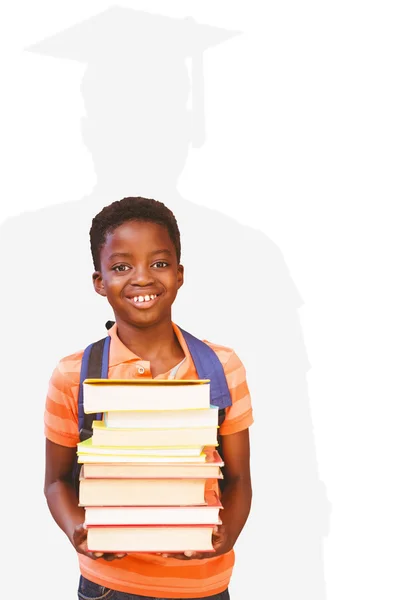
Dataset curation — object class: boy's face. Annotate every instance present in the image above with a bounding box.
[93,220,183,329]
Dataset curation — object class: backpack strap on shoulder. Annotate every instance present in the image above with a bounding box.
[73,334,110,494]
[178,327,232,410]
[78,335,110,441]
[178,327,232,491]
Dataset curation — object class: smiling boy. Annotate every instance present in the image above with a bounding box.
[44,197,253,599]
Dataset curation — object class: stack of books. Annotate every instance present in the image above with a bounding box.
[77,378,224,553]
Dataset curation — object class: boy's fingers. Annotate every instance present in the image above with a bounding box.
[160,548,216,560]
[213,523,225,536]
[161,552,193,560]
[73,523,88,545]
[197,551,215,559]
[100,552,127,561]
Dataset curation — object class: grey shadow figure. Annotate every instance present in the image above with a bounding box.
[0,7,331,600]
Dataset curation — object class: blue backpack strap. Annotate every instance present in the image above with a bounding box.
[77,342,94,438]
[78,336,111,441]
[178,327,232,491]
[178,327,232,410]
[73,335,110,494]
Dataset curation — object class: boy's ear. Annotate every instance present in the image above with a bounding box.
[177,264,184,289]
[92,271,107,297]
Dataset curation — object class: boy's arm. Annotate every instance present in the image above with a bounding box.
[44,439,126,561]
[163,348,253,560]
[196,428,252,558]
[44,359,125,561]
[162,428,252,560]
[44,439,86,546]
[216,427,252,551]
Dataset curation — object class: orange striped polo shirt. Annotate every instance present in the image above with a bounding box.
[44,323,253,598]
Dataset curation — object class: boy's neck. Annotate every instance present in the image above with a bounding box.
[114,318,184,364]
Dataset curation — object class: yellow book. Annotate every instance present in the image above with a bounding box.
[77,437,205,458]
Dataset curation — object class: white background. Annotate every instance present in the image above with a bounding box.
[1,1,400,599]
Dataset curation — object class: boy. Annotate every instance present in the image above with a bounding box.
[44,196,253,599]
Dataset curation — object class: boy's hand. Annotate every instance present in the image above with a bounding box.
[160,524,232,561]
[72,523,127,562]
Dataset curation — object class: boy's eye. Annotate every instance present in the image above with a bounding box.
[152,261,169,269]
[112,264,130,272]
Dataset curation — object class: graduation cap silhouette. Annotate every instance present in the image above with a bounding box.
[28,6,240,148]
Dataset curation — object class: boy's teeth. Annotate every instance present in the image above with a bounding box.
[133,294,158,303]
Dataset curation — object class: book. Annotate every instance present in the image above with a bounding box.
[86,524,218,553]
[84,490,222,526]
[78,452,207,464]
[80,463,222,481]
[79,476,207,506]
[91,421,218,448]
[77,437,204,457]
[80,448,223,477]
[104,406,219,429]
[83,378,210,413]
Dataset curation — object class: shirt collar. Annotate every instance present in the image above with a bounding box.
[107,322,192,372]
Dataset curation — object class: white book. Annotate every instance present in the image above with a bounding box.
[79,477,207,506]
[78,453,207,464]
[91,421,218,448]
[104,406,219,429]
[84,491,222,526]
[87,524,218,553]
[83,378,210,414]
[80,450,223,475]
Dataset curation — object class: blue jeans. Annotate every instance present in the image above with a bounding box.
[77,575,230,600]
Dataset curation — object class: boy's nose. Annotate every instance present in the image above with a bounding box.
[130,265,155,286]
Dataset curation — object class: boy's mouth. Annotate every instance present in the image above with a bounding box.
[127,293,161,309]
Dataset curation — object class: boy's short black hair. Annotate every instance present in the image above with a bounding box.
[90,196,181,270]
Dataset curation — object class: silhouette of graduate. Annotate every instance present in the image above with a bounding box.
[0,7,330,600]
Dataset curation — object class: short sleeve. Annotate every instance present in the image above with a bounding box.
[219,351,254,435]
[44,355,82,447]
